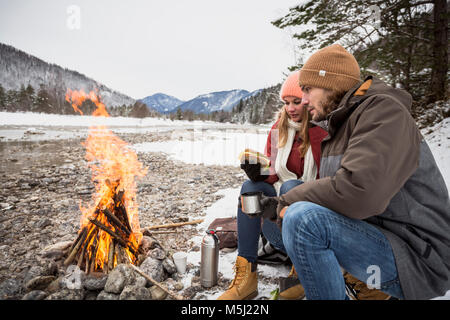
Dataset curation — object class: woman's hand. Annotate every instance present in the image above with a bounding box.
[240,161,269,182]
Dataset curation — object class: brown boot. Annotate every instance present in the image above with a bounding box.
[343,271,392,300]
[217,256,258,300]
[278,265,305,300]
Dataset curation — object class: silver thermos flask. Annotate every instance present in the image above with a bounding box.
[200,229,220,288]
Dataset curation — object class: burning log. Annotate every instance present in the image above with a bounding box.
[88,218,137,255]
[114,242,121,265]
[113,189,133,233]
[107,240,115,272]
[102,207,131,237]
[64,227,88,266]
[77,227,96,268]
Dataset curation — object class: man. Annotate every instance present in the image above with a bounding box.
[272,44,450,299]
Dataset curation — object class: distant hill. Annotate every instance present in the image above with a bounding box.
[139,93,184,114]
[177,89,258,114]
[139,89,262,115]
[0,42,135,113]
[231,84,283,124]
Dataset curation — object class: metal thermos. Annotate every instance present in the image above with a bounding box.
[200,229,220,288]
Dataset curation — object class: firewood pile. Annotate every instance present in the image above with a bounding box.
[63,186,142,274]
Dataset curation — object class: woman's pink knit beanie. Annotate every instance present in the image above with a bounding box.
[280,71,303,100]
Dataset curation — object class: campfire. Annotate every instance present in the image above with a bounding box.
[63,89,147,274]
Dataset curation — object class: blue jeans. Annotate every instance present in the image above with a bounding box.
[237,179,302,263]
[282,201,405,300]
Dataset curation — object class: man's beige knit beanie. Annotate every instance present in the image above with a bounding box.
[299,44,361,92]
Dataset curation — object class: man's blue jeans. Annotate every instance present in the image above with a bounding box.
[282,201,405,299]
[237,179,302,264]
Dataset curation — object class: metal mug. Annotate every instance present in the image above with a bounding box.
[240,191,263,215]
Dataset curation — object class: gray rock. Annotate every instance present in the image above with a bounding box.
[165,278,184,291]
[132,274,147,288]
[22,290,47,300]
[0,278,22,299]
[162,258,177,275]
[20,183,31,190]
[41,240,73,254]
[119,285,152,300]
[0,202,11,209]
[96,290,119,300]
[46,277,63,294]
[61,265,85,290]
[149,248,166,260]
[25,275,56,291]
[149,286,168,300]
[41,250,65,260]
[140,236,159,254]
[84,274,108,291]
[104,264,135,294]
[84,291,100,300]
[140,257,165,283]
[34,218,52,229]
[45,288,85,300]
[23,266,46,287]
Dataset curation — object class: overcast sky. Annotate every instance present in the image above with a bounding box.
[0,0,304,101]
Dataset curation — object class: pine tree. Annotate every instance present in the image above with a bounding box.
[17,84,35,111]
[0,84,5,110]
[34,85,53,113]
[176,107,183,120]
[6,89,19,111]
[272,0,448,104]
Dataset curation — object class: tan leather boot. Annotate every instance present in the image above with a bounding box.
[344,271,392,300]
[217,256,258,300]
[278,265,305,300]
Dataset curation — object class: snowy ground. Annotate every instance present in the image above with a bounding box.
[1,111,449,299]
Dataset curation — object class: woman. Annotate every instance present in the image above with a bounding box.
[218,71,328,300]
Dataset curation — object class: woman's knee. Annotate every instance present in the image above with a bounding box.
[240,179,276,196]
[240,179,254,194]
[280,179,303,195]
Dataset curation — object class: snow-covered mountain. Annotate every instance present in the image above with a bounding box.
[139,89,261,115]
[0,42,135,108]
[139,93,184,114]
[177,89,255,114]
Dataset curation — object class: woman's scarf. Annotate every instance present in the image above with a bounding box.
[273,119,317,195]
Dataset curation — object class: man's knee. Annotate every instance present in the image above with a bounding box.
[283,201,329,239]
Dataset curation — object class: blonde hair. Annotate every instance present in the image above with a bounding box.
[274,104,311,158]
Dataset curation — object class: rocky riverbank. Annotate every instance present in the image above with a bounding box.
[0,130,245,299]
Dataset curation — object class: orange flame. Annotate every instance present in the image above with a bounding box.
[65,89,109,117]
[66,89,147,270]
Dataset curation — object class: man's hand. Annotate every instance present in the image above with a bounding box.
[279,206,288,219]
[258,194,279,220]
[276,200,290,230]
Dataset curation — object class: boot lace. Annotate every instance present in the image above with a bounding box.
[230,261,247,288]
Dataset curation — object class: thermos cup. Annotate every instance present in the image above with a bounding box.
[240,191,263,215]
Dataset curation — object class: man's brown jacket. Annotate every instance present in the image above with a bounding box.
[279,76,450,299]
